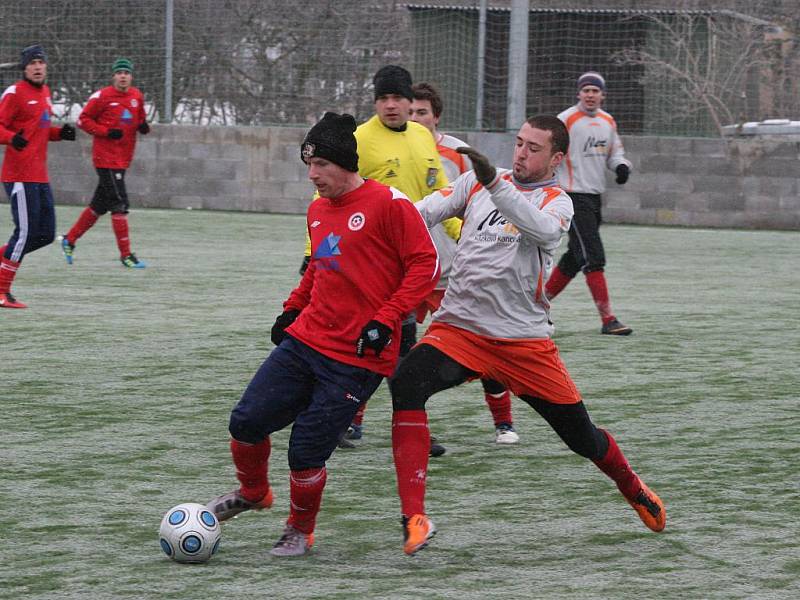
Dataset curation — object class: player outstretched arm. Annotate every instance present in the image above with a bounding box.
[414,174,474,229]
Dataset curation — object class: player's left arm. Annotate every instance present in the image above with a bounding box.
[605,118,632,180]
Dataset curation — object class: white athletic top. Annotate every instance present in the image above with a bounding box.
[416,169,573,339]
[556,104,631,194]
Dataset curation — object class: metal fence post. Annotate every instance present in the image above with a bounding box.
[164,0,174,123]
[506,0,529,130]
[475,0,487,130]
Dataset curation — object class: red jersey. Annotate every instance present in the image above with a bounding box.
[284,178,440,376]
[77,85,146,169]
[0,80,62,183]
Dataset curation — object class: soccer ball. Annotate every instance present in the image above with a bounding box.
[159,502,221,563]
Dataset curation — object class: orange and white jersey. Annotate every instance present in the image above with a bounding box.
[435,132,473,183]
[429,132,472,288]
[556,104,631,194]
[415,168,573,339]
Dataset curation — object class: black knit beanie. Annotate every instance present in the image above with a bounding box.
[373,65,413,101]
[301,112,359,172]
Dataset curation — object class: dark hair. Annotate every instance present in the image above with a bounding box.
[411,82,443,118]
[526,115,569,155]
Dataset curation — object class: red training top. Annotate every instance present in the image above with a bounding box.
[78,85,146,169]
[285,178,440,376]
[0,80,63,183]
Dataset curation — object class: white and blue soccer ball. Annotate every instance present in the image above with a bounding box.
[159,502,221,563]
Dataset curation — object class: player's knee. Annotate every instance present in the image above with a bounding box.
[582,264,605,274]
[227,407,264,445]
[389,375,428,411]
[287,443,325,472]
[481,378,505,395]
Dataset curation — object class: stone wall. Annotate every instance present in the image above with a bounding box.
[2,124,798,230]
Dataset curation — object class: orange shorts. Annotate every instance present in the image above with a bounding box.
[415,289,446,324]
[419,321,582,404]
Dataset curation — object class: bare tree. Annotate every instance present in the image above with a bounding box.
[612,5,788,137]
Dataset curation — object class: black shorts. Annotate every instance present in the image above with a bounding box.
[557,192,606,277]
[90,168,129,215]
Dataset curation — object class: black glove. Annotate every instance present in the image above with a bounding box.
[138,121,150,135]
[615,164,630,185]
[457,146,497,186]
[298,255,310,276]
[356,320,393,358]
[271,309,301,346]
[11,131,28,151]
[60,124,76,141]
[107,129,123,140]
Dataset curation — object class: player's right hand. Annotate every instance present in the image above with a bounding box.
[271,309,301,346]
[108,129,123,140]
[11,130,28,151]
[457,146,497,186]
[356,320,392,358]
[615,164,630,184]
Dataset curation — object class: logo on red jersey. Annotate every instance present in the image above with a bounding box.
[348,212,365,231]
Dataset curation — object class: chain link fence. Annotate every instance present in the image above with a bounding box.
[2,0,798,137]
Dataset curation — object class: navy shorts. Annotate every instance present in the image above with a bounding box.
[3,182,56,261]
[229,336,383,470]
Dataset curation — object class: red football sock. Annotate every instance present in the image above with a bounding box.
[111,213,131,257]
[352,402,367,427]
[0,244,7,257]
[66,207,99,245]
[230,438,271,502]
[287,467,327,534]
[0,257,21,294]
[592,430,641,500]
[484,390,512,427]
[545,265,572,300]
[585,270,615,324]
[392,410,430,517]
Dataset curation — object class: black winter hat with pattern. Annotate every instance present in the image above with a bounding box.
[300,112,359,172]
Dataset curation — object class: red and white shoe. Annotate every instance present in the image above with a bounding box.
[0,292,27,309]
[205,487,273,522]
